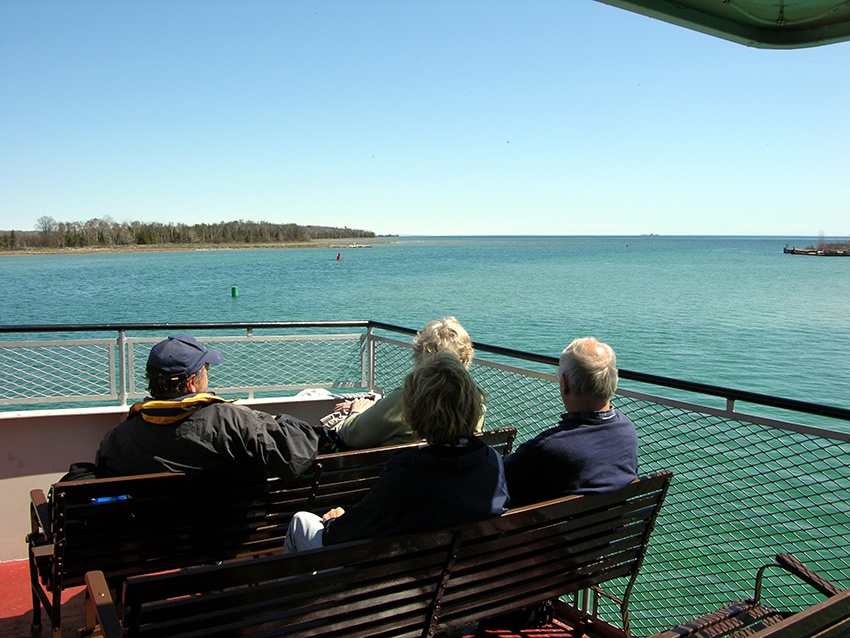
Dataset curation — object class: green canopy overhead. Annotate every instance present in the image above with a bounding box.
[596,0,850,48]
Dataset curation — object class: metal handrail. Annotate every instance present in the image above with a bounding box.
[367,321,850,422]
[1,320,848,422]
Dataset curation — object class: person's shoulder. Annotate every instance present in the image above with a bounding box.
[391,445,421,461]
[383,445,430,470]
[201,400,240,412]
[505,425,570,463]
[612,409,638,427]
[525,423,568,445]
[202,400,269,421]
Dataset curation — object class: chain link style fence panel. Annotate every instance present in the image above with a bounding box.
[618,395,849,635]
[0,338,118,405]
[126,333,368,400]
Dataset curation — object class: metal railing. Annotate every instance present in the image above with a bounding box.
[1,321,848,636]
[0,322,374,407]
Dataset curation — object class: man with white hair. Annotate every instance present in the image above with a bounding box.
[503,337,638,508]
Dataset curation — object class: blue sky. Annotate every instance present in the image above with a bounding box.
[1,0,848,237]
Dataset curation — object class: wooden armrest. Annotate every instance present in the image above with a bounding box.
[775,553,843,597]
[84,571,123,638]
[31,543,55,558]
[29,489,53,540]
[748,588,850,638]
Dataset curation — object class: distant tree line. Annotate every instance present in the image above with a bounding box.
[0,216,375,249]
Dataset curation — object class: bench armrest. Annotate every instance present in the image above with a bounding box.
[775,553,843,597]
[29,489,53,541]
[84,570,124,638]
[753,553,844,604]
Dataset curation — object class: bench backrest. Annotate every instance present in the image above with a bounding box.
[99,471,671,638]
[303,426,518,517]
[44,427,518,585]
[227,427,517,555]
[119,530,458,638]
[47,469,272,588]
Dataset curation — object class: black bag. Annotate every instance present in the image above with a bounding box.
[45,462,121,521]
[56,461,116,483]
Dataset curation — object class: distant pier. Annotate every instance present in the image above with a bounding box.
[784,245,849,257]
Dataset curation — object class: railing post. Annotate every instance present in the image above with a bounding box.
[117,329,127,407]
[247,327,254,398]
[366,326,376,391]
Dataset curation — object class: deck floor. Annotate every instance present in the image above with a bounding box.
[0,559,85,638]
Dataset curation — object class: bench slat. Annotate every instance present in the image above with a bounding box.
[748,588,850,638]
[121,531,459,638]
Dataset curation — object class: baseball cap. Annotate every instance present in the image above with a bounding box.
[146,334,224,378]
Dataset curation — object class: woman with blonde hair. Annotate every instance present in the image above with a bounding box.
[284,351,508,551]
[334,317,477,449]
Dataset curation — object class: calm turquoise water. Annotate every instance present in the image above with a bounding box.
[2,235,849,411]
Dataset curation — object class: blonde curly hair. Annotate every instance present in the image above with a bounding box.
[411,317,474,367]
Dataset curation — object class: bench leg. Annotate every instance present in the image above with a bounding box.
[50,584,62,638]
[28,552,43,633]
[31,584,42,633]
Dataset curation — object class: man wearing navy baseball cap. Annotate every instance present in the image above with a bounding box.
[96,334,318,479]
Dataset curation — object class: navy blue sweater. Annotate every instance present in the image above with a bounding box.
[503,409,638,507]
[323,438,508,545]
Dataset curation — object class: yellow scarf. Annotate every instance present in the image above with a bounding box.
[128,393,235,425]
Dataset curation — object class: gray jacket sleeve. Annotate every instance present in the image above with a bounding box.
[233,408,318,480]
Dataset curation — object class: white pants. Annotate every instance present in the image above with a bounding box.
[283,511,326,553]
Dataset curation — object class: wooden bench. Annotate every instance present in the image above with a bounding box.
[27,427,517,637]
[648,552,849,638]
[80,471,672,638]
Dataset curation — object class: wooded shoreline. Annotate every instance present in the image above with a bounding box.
[0,217,381,253]
[0,237,392,256]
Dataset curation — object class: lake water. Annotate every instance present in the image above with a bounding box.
[2,235,849,630]
[2,235,849,411]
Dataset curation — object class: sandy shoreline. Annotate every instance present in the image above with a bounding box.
[0,237,395,256]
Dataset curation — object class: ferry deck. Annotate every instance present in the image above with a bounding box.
[1,321,848,637]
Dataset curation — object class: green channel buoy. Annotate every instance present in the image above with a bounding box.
[231,286,238,298]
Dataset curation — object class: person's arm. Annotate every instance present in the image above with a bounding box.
[336,389,415,449]
[334,397,377,416]
[323,460,408,544]
[235,408,319,480]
